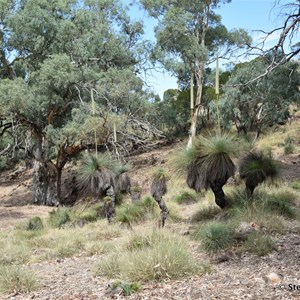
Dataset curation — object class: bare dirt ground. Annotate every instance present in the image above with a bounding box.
[1,142,300,300]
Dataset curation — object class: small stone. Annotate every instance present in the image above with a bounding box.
[264,272,282,285]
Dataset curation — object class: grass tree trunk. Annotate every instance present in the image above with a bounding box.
[210,179,229,209]
[150,178,169,227]
[104,185,116,223]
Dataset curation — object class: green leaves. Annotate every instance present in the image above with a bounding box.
[171,134,237,191]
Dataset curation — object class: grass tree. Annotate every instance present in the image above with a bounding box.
[115,164,131,195]
[239,150,279,196]
[77,153,120,223]
[172,134,237,209]
[150,168,170,227]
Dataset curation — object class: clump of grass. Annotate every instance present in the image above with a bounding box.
[191,205,222,222]
[175,190,198,204]
[263,191,296,218]
[85,241,115,256]
[94,230,208,282]
[71,203,105,225]
[94,254,121,279]
[226,188,250,209]
[290,181,300,191]
[193,222,236,253]
[122,238,204,281]
[25,216,44,231]
[283,135,295,154]
[48,208,71,228]
[229,206,286,234]
[125,234,151,252]
[116,196,157,226]
[0,241,30,265]
[0,265,40,294]
[243,232,276,256]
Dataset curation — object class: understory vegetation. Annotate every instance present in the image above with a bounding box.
[0,169,299,295]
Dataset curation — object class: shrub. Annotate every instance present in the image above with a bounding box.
[194,222,236,252]
[175,190,198,204]
[0,265,40,294]
[48,208,71,228]
[243,232,276,256]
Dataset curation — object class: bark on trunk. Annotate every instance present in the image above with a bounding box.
[151,179,169,227]
[104,185,116,223]
[32,160,59,206]
[210,180,229,209]
[154,196,169,228]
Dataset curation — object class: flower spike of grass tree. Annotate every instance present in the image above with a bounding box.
[150,168,170,227]
[171,133,237,209]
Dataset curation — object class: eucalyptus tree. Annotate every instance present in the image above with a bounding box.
[247,0,300,78]
[140,0,251,146]
[219,58,300,137]
[0,0,152,205]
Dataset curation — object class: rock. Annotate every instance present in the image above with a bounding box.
[264,272,282,285]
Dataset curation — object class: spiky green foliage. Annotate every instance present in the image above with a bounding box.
[171,134,236,192]
[151,168,169,197]
[48,208,71,228]
[24,216,44,231]
[193,222,236,252]
[243,232,276,256]
[239,151,279,195]
[77,153,119,195]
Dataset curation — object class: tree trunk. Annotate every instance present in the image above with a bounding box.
[32,160,59,206]
[153,195,169,228]
[105,185,116,223]
[210,180,229,209]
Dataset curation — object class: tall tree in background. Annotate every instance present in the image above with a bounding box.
[0,0,153,205]
[248,0,300,78]
[140,0,251,146]
[219,57,300,137]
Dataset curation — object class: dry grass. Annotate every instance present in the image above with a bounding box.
[256,121,300,156]
[93,228,209,282]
